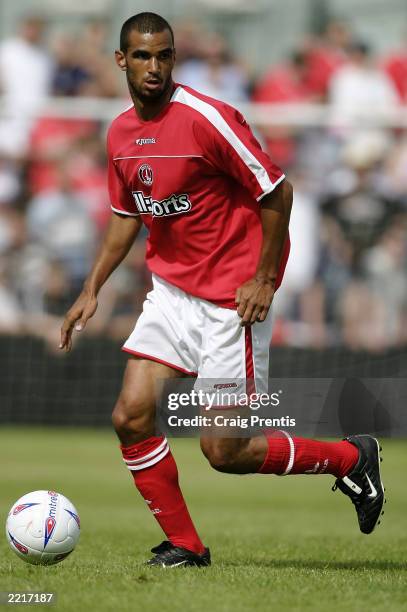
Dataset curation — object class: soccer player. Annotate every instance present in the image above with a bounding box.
[60,12,385,567]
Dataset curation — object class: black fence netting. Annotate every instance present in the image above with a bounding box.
[0,335,406,428]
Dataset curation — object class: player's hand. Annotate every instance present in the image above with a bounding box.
[59,291,98,352]
[235,277,275,326]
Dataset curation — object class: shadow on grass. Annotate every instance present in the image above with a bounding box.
[226,559,407,571]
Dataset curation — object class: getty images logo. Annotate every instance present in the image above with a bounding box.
[135,138,156,145]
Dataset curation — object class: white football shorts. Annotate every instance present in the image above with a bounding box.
[122,274,273,396]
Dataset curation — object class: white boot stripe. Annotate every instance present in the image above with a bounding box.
[342,475,363,495]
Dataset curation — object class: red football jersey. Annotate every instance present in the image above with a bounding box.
[107,84,289,308]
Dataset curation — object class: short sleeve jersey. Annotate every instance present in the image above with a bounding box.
[107,84,289,308]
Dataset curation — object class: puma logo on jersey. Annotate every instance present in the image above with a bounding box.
[132,191,192,217]
[135,138,156,145]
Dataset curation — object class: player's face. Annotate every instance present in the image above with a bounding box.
[116,29,175,102]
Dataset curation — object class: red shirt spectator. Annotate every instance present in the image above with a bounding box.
[304,44,346,99]
[382,51,407,102]
[28,116,98,193]
[252,52,312,167]
[253,53,311,104]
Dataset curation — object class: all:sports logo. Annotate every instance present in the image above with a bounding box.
[132,191,192,217]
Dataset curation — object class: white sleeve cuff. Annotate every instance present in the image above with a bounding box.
[256,174,286,202]
[111,205,140,217]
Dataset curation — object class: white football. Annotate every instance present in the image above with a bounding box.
[6,490,80,565]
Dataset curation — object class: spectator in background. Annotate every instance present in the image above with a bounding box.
[382,30,407,102]
[74,20,122,97]
[175,32,249,104]
[318,131,407,349]
[51,21,123,98]
[303,18,351,100]
[339,214,407,353]
[51,32,91,96]
[383,132,407,199]
[272,168,323,347]
[321,131,401,270]
[0,256,23,334]
[359,217,407,348]
[63,138,110,233]
[253,49,312,105]
[25,160,96,292]
[172,20,203,65]
[0,14,53,157]
[27,113,98,194]
[252,49,313,167]
[0,205,26,333]
[329,40,398,131]
[0,156,20,205]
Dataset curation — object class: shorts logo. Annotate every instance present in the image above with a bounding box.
[138,163,153,186]
[135,138,156,145]
[132,191,192,217]
[214,383,238,390]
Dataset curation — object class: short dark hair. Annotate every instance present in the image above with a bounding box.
[120,12,174,52]
[349,39,370,57]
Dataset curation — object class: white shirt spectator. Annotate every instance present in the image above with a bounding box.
[0,36,52,111]
[175,59,248,104]
[0,35,53,155]
[329,62,398,128]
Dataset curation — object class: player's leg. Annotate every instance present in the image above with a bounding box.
[112,356,208,562]
[201,429,384,534]
[198,305,384,534]
[200,428,357,477]
[115,274,211,566]
[198,303,274,474]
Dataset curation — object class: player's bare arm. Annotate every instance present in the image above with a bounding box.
[59,213,142,352]
[236,179,293,326]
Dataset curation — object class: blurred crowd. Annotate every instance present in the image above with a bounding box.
[0,15,406,352]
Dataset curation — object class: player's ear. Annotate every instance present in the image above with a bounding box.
[115,49,127,71]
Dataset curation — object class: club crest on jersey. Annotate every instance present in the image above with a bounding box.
[132,191,192,217]
[138,163,153,186]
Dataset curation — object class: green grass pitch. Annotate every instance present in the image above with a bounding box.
[1,428,406,612]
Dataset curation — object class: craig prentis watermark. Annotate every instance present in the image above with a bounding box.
[167,414,296,429]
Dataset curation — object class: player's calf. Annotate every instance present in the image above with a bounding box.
[200,437,264,474]
[200,438,237,473]
[112,394,156,445]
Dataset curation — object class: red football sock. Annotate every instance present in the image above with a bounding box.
[121,436,205,555]
[258,430,359,478]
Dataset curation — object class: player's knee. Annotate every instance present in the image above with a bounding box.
[200,438,235,473]
[112,395,155,440]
